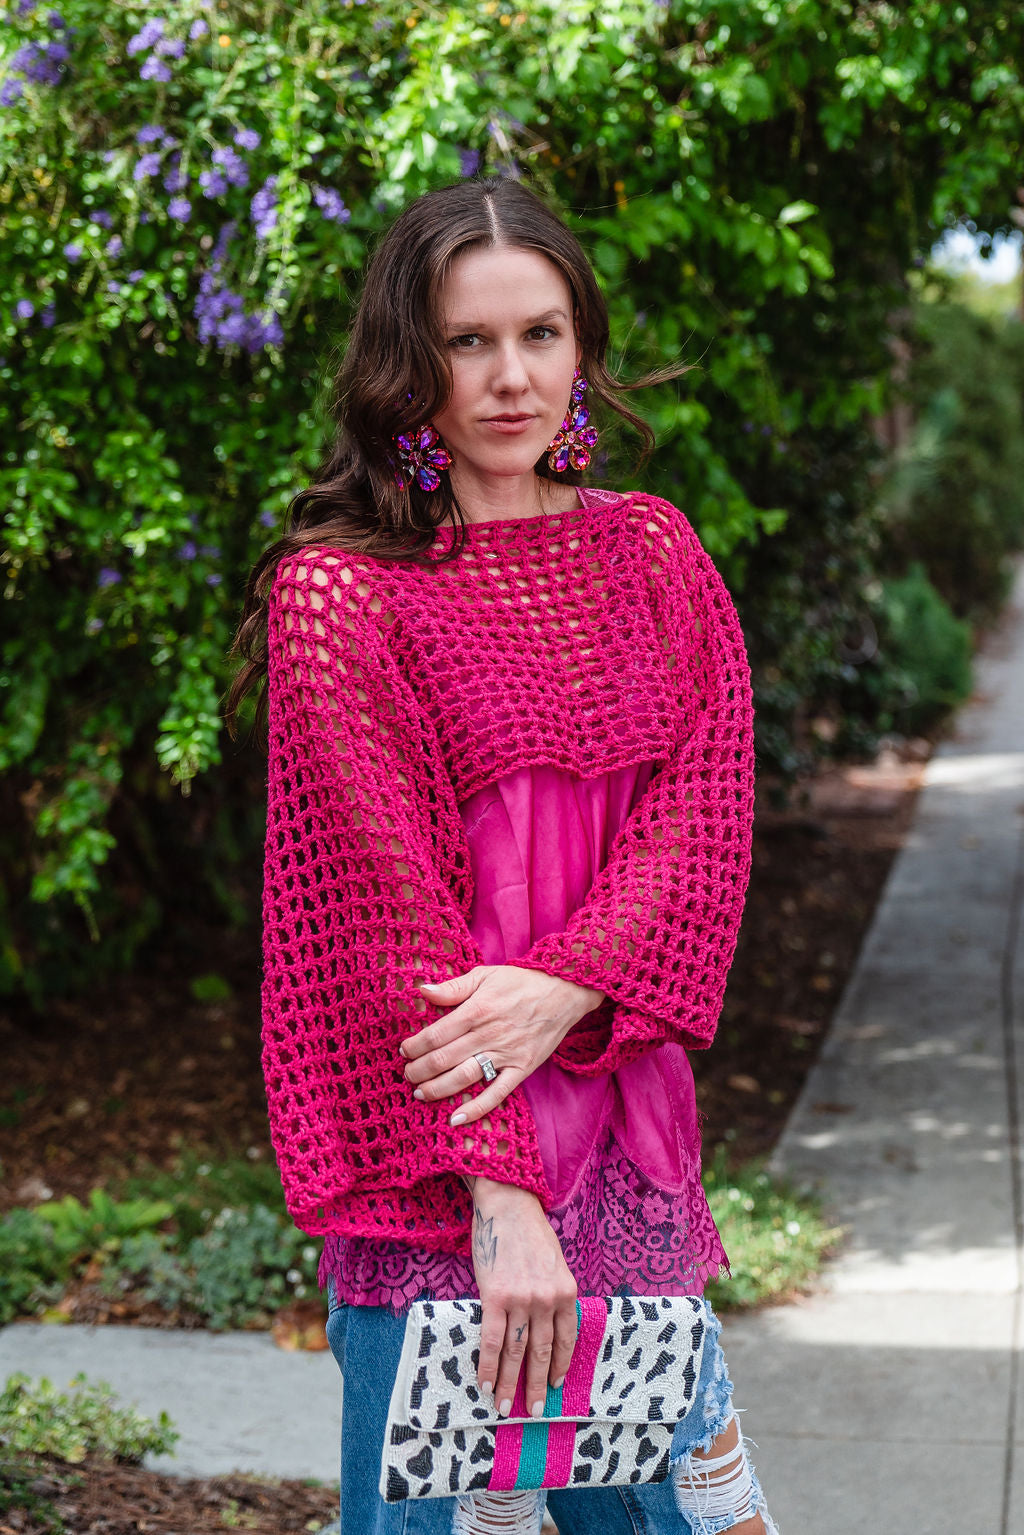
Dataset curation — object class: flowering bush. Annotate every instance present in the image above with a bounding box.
[1,0,1021,993]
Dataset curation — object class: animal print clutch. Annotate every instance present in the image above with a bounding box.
[380,1294,707,1501]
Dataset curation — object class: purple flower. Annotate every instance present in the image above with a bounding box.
[106,280,121,292]
[258,510,276,528]
[15,299,35,320]
[312,185,350,223]
[63,241,82,261]
[179,540,198,560]
[92,209,113,228]
[11,38,69,85]
[251,176,278,239]
[140,56,172,83]
[85,617,105,635]
[47,8,67,25]
[127,19,165,56]
[127,269,145,282]
[234,126,260,151]
[155,37,185,59]
[163,155,186,193]
[189,18,209,40]
[17,1,36,15]
[168,197,191,221]
[459,148,480,178]
[0,80,25,106]
[97,567,122,588]
[41,302,56,327]
[105,234,123,257]
[259,311,284,348]
[136,124,164,144]
[134,152,161,181]
[199,168,228,199]
[212,146,249,188]
[199,543,221,558]
[206,573,222,586]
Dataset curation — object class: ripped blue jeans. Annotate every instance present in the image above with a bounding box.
[325,1280,778,1534]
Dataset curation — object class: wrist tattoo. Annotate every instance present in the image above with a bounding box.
[472,1203,497,1269]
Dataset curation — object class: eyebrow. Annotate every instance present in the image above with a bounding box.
[445,308,569,331]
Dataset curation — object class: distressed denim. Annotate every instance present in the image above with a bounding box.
[325,1279,777,1534]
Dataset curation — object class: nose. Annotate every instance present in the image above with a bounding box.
[490,339,531,397]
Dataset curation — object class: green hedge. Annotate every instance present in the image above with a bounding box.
[2,1,1023,994]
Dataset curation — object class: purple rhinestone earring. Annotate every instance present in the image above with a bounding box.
[392,423,453,493]
[546,366,599,473]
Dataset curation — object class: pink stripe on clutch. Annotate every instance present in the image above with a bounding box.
[489,1363,531,1490]
[543,1297,607,1487]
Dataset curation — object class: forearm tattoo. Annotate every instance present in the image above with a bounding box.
[472,1202,498,1269]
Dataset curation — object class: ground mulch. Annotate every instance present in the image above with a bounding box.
[0,746,924,1532]
[0,1452,339,1534]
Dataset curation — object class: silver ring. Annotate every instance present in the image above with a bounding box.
[473,1052,498,1083]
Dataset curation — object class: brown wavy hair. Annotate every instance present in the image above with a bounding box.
[226,176,678,740]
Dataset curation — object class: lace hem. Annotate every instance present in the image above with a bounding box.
[317,1131,728,1316]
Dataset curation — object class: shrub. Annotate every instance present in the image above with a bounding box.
[2,2,1023,995]
[873,563,973,734]
[882,301,1024,620]
[0,1371,178,1465]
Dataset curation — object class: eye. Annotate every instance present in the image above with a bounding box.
[527,325,558,341]
[448,333,481,349]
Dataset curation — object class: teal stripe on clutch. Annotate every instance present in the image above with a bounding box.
[512,1339,572,1488]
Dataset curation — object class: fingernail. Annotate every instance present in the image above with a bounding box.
[531,1400,544,1418]
[498,1398,512,1418]
[413,1089,425,1100]
[450,1112,467,1125]
[481,1381,493,1395]
[552,1376,565,1390]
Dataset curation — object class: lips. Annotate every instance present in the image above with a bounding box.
[483,414,534,423]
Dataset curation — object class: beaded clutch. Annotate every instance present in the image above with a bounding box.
[380,1294,707,1501]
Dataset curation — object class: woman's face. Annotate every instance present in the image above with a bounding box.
[430,244,580,484]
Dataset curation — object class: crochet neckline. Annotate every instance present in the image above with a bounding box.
[432,486,628,541]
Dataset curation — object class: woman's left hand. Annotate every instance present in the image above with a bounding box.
[399,966,605,1127]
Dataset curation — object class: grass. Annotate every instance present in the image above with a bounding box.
[702,1149,842,1310]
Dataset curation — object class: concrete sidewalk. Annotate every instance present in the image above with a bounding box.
[2,571,1022,1532]
[724,562,1024,1534]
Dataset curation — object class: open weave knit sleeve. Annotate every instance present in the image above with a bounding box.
[261,552,552,1239]
[514,502,755,1076]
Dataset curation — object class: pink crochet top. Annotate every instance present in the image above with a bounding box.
[317,756,729,1313]
[261,489,754,1256]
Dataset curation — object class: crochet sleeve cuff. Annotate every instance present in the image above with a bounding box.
[513,503,755,1075]
[260,552,552,1238]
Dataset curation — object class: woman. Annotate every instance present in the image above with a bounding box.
[228,177,778,1535]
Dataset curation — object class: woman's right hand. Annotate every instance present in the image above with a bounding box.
[466,1175,579,1420]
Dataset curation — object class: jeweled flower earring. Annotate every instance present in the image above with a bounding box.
[547,366,599,473]
[391,422,453,493]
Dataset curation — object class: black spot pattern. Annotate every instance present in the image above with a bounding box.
[601,1451,621,1482]
[407,1445,433,1479]
[441,1355,462,1386]
[417,1323,438,1359]
[386,1466,409,1501]
[644,1349,674,1382]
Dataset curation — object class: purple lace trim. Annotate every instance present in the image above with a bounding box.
[317,1131,728,1316]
